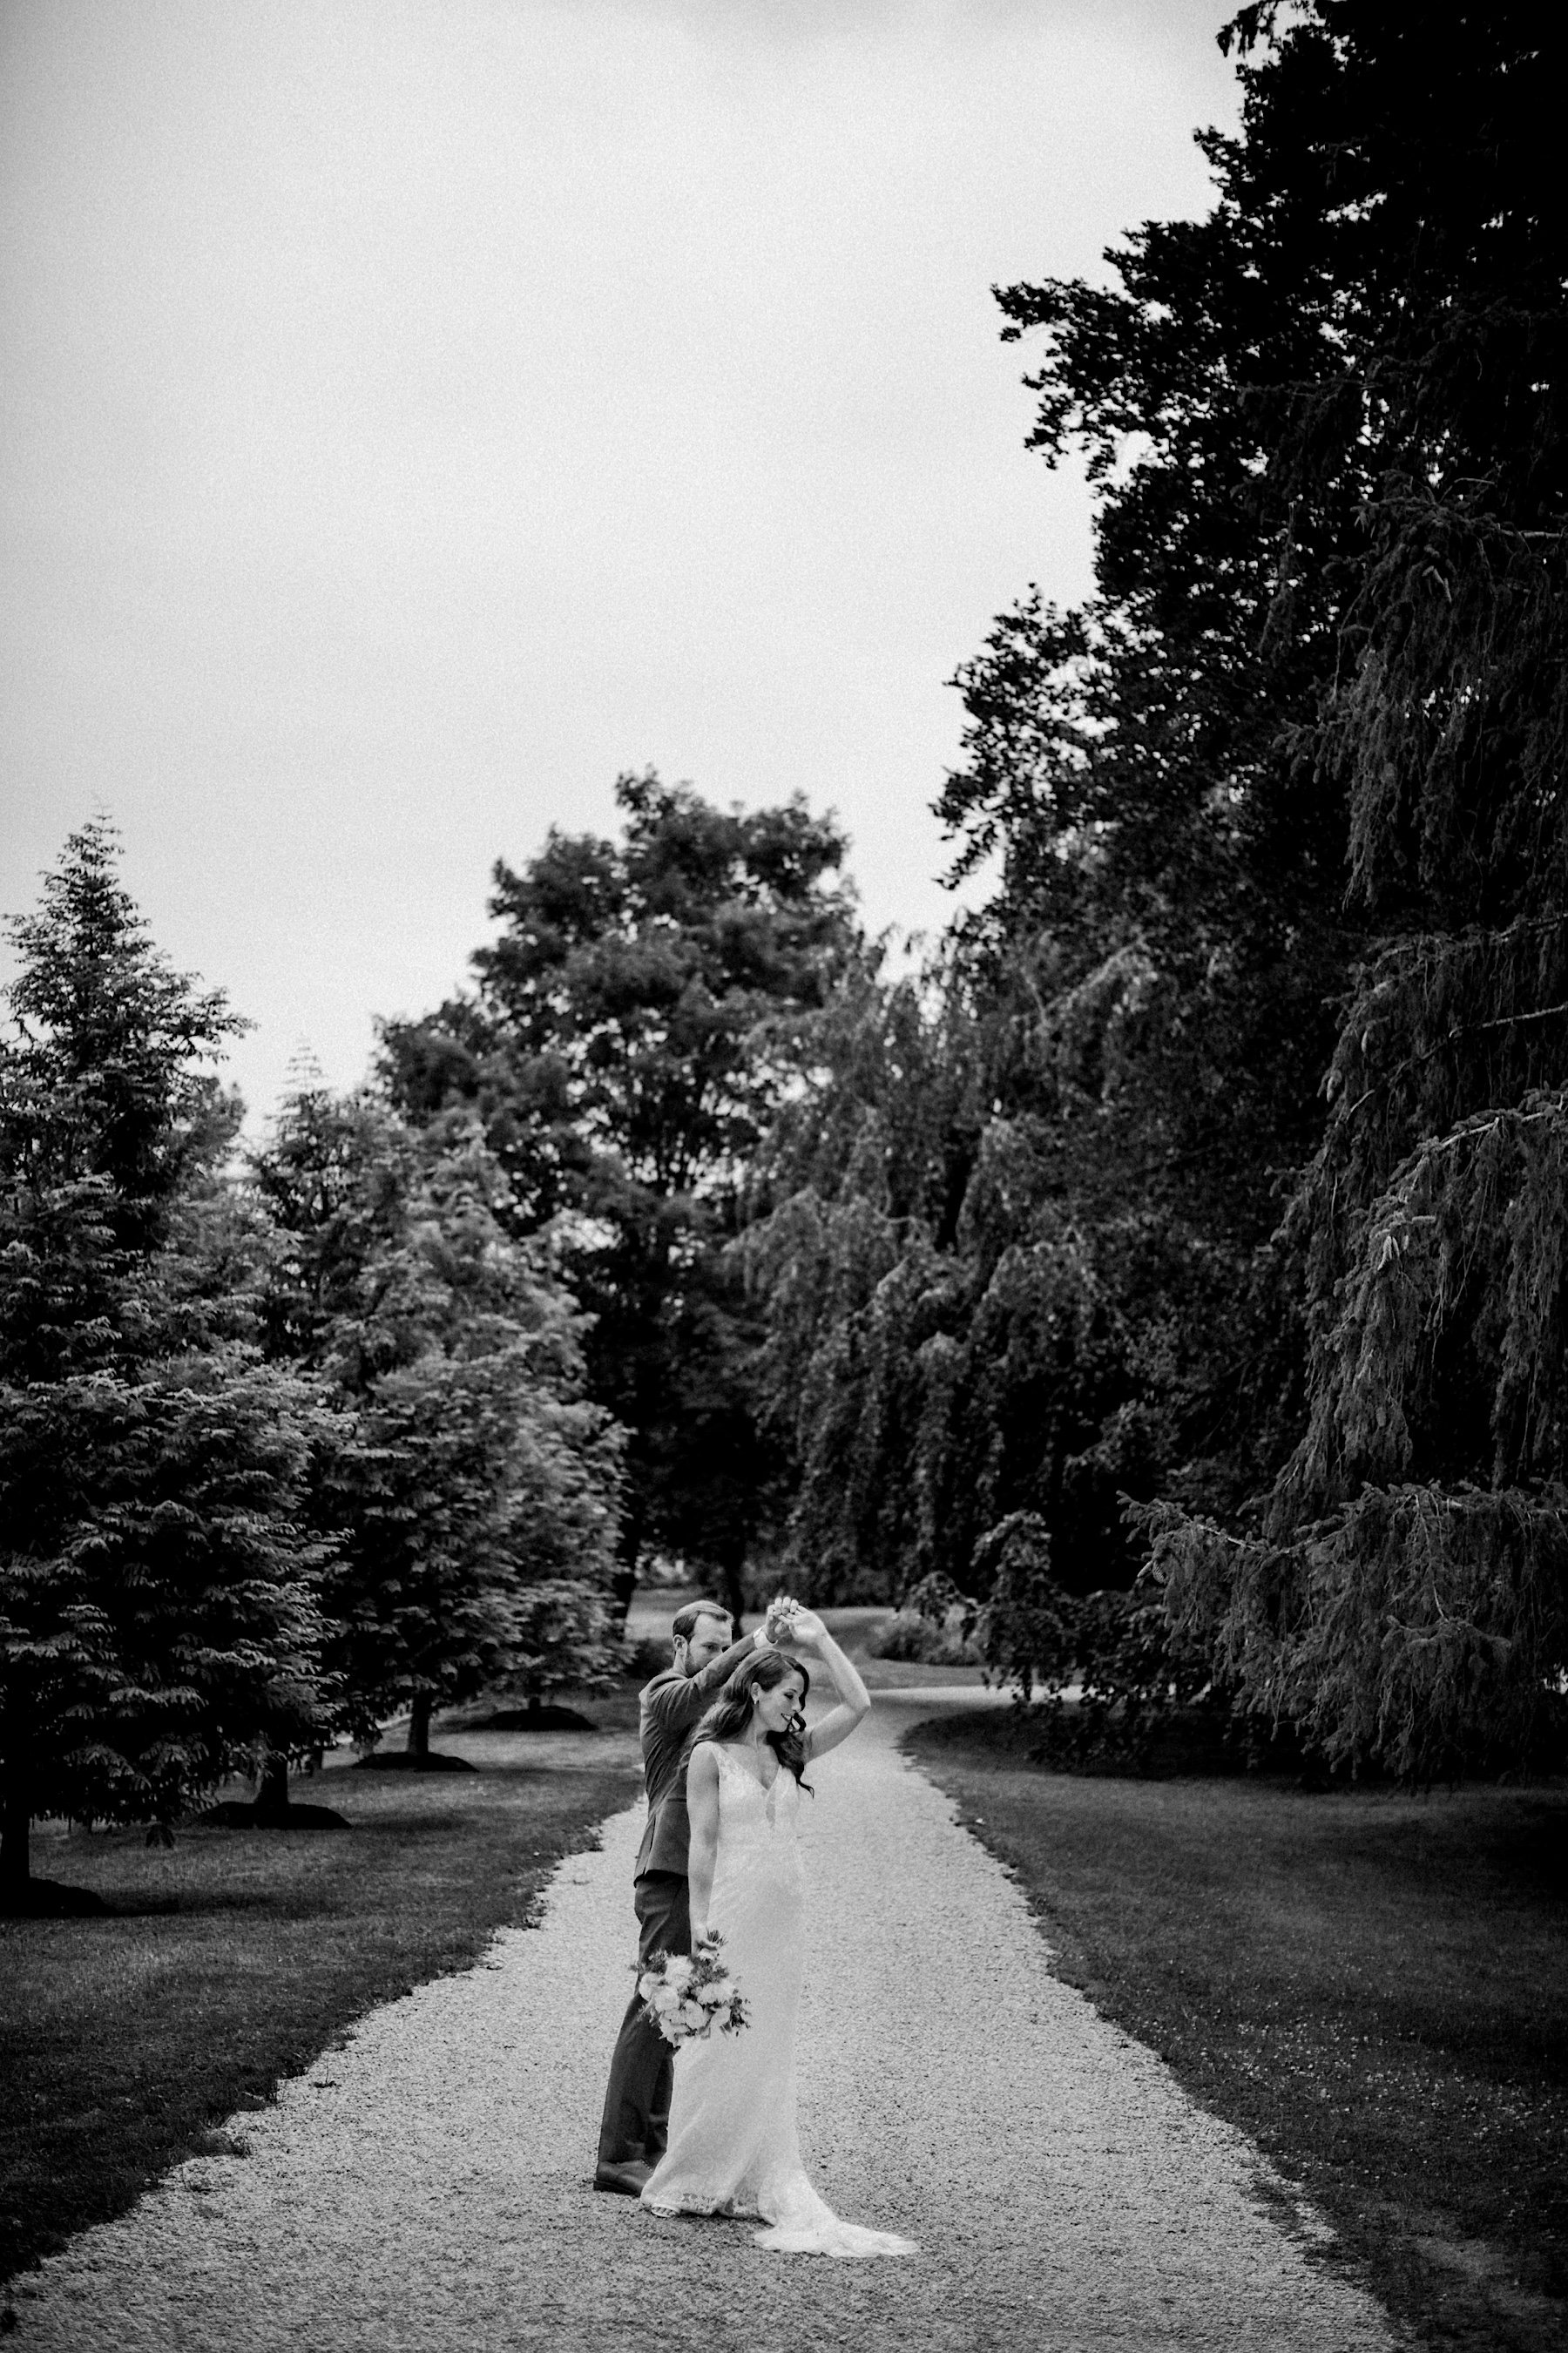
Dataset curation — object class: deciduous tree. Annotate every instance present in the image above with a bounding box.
[382,772,859,1616]
[748,0,1568,1778]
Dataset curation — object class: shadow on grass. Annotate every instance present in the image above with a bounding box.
[0,1722,642,2286]
[906,1705,1568,2353]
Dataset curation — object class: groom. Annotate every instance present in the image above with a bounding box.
[594,1597,779,2194]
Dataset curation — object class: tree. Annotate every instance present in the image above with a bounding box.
[747,0,1568,1779]
[743,0,1389,1623]
[381,771,860,1618]
[251,1084,624,1755]
[1146,0,1568,1775]
[0,822,338,1909]
[745,956,1160,1606]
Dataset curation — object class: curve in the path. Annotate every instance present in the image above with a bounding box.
[8,1693,1392,2353]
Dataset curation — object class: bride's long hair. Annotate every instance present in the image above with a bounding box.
[687,1650,814,1788]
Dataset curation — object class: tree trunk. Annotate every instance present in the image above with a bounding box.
[720,1555,747,1631]
[253,1750,292,1826]
[407,1691,433,1757]
[0,1686,30,1896]
[610,1567,638,1628]
[1,1768,30,1896]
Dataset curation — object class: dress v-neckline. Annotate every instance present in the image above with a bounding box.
[722,1741,780,1795]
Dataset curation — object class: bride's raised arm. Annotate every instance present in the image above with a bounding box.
[786,1611,871,1761]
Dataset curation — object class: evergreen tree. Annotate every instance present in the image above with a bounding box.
[251,1085,624,1754]
[0,823,337,1909]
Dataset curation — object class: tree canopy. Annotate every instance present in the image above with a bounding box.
[0,824,336,1903]
[743,0,1568,1775]
[1142,0,1568,1776]
[382,771,861,1614]
[250,1085,624,1754]
[11,2,1562,1802]
[2,828,636,1904]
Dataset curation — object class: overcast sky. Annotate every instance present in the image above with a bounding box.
[2,0,1240,1126]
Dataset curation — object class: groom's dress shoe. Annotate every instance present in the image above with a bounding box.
[594,2159,652,2195]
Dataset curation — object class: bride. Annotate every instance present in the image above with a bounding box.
[640,1608,916,2260]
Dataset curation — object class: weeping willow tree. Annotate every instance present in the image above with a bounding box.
[1150,4,1568,1774]
[744,957,1160,1607]
[746,2,1566,1777]
[1153,808,1568,1774]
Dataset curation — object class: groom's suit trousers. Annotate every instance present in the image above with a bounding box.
[598,1870,692,2167]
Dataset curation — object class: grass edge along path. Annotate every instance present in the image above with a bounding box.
[903,1707,1568,2353]
[0,1720,642,2291]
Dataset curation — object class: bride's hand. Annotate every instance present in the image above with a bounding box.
[784,1606,827,1650]
[691,1917,712,1949]
[763,1593,801,1643]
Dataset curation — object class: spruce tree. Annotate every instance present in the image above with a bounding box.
[0,822,337,1910]
[251,1085,624,1755]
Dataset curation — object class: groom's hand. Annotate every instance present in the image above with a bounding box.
[761,1594,800,1646]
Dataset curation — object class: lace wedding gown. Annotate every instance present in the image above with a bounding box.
[640,1740,916,2259]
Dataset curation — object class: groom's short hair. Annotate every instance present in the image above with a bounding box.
[672,1598,730,1646]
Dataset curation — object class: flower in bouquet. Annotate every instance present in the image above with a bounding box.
[636,1932,750,2047]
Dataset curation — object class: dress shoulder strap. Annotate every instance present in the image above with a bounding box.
[704,1741,754,1787]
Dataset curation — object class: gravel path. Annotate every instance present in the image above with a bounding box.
[10,1693,1393,2353]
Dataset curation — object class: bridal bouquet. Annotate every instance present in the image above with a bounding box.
[637,1934,749,2047]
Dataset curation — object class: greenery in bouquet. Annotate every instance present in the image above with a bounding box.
[637,1933,749,2047]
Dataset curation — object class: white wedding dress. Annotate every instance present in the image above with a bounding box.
[640,1740,916,2259]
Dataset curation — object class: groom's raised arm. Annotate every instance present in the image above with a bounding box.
[645,1627,769,1737]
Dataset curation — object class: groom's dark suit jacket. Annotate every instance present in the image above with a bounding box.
[634,1637,756,1881]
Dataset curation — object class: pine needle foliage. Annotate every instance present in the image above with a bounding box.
[0,825,338,1886]
[250,1085,624,1748]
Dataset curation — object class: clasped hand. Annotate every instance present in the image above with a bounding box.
[764,1596,826,1651]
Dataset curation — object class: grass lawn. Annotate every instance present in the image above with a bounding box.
[907,1707,1568,2353]
[0,1703,642,2289]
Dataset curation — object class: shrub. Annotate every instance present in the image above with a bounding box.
[864,1612,982,1667]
